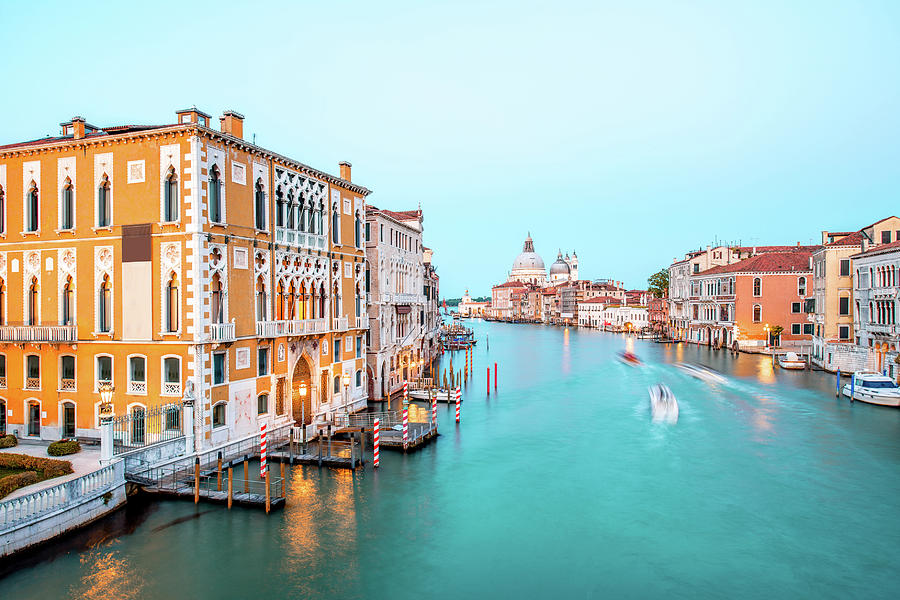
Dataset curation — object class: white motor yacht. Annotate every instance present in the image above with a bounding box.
[674,363,728,384]
[777,352,807,370]
[842,372,900,407]
[649,384,679,423]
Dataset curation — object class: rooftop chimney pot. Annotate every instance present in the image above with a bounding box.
[72,116,85,140]
[339,161,352,182]
[220,110,244,139]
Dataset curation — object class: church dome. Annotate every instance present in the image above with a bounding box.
[550,251,570,275]
[511,234,545,272]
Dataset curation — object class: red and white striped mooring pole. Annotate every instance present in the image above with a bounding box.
[259,422,268,477]
[373,418,380,468]
[431,394,437,432]
[455,386,461,423]
[403,380,408,402]
[402,403,409,450]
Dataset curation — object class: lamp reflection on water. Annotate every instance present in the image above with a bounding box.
[70,550,145,600]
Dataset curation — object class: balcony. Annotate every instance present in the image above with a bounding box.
[0,323,77,343]
[256,320,289,338]
[209,322,236,343]
[287,318,328,336]
[274,228,326,251]
[868,323,898,335]
[332,316,349,331]
[354,316,367,329]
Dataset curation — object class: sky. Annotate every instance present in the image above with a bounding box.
[1,0,898,297]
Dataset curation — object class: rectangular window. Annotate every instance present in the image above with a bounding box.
[60,356,75,388]
[693,264,699,273]
[0,355,6,380]
[365,222,370,242]
[882,230,892,244]
[258,347,269,376]
[213,403,226,428]
[356,336,362,358]
[333,338,341,360]
[96,356,111,383]
[839,296,850,315]
[791,302,801,313]
[213,352,226,385]
[791,323,801,335]
[803,323,813,335]
[838,325,850,340]
[840,259,850,277]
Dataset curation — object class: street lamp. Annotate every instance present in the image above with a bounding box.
[764,323,770,349]
[342,372,351,426]
[299,382,308,426]
[98,382,115,419]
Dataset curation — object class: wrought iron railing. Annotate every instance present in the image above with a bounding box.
[112,401,184,456]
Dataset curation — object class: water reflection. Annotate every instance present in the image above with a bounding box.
[70,549,145,599]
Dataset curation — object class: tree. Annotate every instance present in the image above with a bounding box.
[647,269,669,298]
[770,325,784,347]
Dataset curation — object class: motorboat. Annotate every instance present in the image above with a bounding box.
[649,383,679,423]
[777,352,807,370]
[408,388,457,403]
[674,362,727,384]
[842,372,900,407]
[617,351,643,366]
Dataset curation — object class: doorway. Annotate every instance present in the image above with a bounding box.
[62,402,76,438]
[27,402,40,437]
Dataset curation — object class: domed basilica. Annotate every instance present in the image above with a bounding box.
[508,234,578,287]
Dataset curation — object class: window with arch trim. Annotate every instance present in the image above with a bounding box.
[97,174,111,227]
[60,178,74,230]
[61,276,74,326]
[333,374,340,395]
[25,182,39,232]
[162,356,181,396]
[212,402,226,428]
[257,393,268,415]
[95,355,113,388]
[98,274,112,332]
[752,277,761,297]
[27,277,39,326]
[752,304,762,323]
[355,369,362,387]
[0,278,5,326]
[60,355,76,391]
[209,165,222,223]
[797,276,806,297]
[165,273,179,332]
[25,354,40,389]
[128,355,147,394]
[332,204,340,245]
[163,167,178,222]
[254,179,266,230]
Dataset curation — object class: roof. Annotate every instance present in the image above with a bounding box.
[824,231,864,247]
[861,216,899,231]
[736,245,821,254]
[579,296,621,304]
[850,239,900,259]
[492,281,527,290]
[698,250,816,275]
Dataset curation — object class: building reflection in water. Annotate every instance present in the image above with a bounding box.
[69,550,145,600]
[561,328,570,375]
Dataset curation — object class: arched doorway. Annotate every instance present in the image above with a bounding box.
[721,327,730,348]
[366,365,375,401]
[705,327,712,346]
[291,354,313,425]
[380,362,387,399]
[0,399,6,435]
[27,400,40,437]
[62,401,75,438]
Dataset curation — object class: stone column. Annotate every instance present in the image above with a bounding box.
[100,416,114,464]
[183,399,195,457]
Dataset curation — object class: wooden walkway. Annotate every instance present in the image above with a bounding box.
[141,483,286,509]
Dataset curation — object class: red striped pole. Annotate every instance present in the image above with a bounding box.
[402,404,409,450]
[259,422,267,477]
[431,394,437,432]
[455,387,461,423]
[487,368,490,395]
[373,418,380,468]
[403,380,408,403]
[494,362,497,389]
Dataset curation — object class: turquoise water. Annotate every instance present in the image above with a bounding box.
[3,321,900,598]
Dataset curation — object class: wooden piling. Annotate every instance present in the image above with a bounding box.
[265,471,271,514]
[227,467,233,509]
[193,457,200,504]
[280,460,285,481]
[216,452,223,491]
[244,455,250,494]
[289,428,294,464]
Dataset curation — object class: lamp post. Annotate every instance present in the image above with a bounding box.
[299,382,308,426]
[342,372,350,427]
[764,323,770,350]
[98,383,115,463]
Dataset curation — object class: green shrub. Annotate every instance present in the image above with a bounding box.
[0,453,73,477]
[0,434,16,449]
[0,471,40,499]
[48,440,81,457]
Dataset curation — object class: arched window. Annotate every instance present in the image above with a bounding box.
[355,369,362,387]
[62,276,74,326]
[0,184,4,234]
[61,178,74,229]
[286,192,295,229]
[275,187,285,228]
[128,355,146,394]
[0,278,5,326]
[257,393,268,415]
[97,174,111,227]
[797,276,806,297]
[333,374,340,394]
[98,274,112,332]
[25,354,40,389]
[96,355,112,386]
[289,281,298,320]
[354,211,361,247]
[163,356,181,395]
[256,276,267,321]
[212,402,226,428]
[752,277,761,297]
[26,182,39,232]
[211,273,224,324]
[61,401,76,438]
[317,201,324,235]
[165,273,178,332]
[276,281,285,320]
[131,405,146,444]
[254,179,266,230]
[164,168,178,222]
[299,195,308,233]
[752,304,762,322]
[332,204,340,245]
[27,277,39,326]
[209,165,222,223]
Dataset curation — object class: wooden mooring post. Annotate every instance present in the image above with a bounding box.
[193,457,200,504]
[265,471,271,514]
[227,467,233,509]
[216,452,223,491]
[244,455,250,494]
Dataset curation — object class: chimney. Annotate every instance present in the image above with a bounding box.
[175,106,211,127]
[821,230,828,244]
[72,116,85,140]
[339,161,352,182]
[861,237,869,253]
[220,110,244,139]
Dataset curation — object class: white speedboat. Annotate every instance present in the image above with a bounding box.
[649,383,679,423]
[408,388,456,402]
[674,363,727,384]
[842,372,900,407]
[777,352,807,370]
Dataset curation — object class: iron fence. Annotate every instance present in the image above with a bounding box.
[113,401,184,455]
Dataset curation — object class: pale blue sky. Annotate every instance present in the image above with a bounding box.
[1,0,898,297]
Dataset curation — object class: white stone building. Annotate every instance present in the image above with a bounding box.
[851,239,900,376]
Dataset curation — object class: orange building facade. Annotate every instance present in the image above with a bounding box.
[0,107,369,448]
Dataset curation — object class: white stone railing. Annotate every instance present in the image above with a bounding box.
[332,316,349,331]
[287,318,327,335]
[162,382,182,397]
[0,325,77,343]
[355,316,366,329]
[0,461,123,532]
[209,322,236,342]
[256,320,289,338]
[274,228,326,251]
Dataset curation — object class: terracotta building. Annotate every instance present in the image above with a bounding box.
[0,107,368,447]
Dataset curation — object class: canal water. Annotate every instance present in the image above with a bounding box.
[3,321,900,599]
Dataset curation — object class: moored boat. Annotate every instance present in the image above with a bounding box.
[777,352,807,370]
[408,388,457,402]
[842,372,900,407]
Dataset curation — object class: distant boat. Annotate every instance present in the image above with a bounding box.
[649,383,678,423]
[675,363,727,384]
[617,351,642,366]
[842,372,900,407]
[777,352,807,370]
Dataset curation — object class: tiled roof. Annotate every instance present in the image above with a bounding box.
[580,296,621,304]
[699,250,816,275]
[492,281,527,290]
[824,231,864,247]
[737,244,821,254]
[862,216,899,231]
[850,239,900,259]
